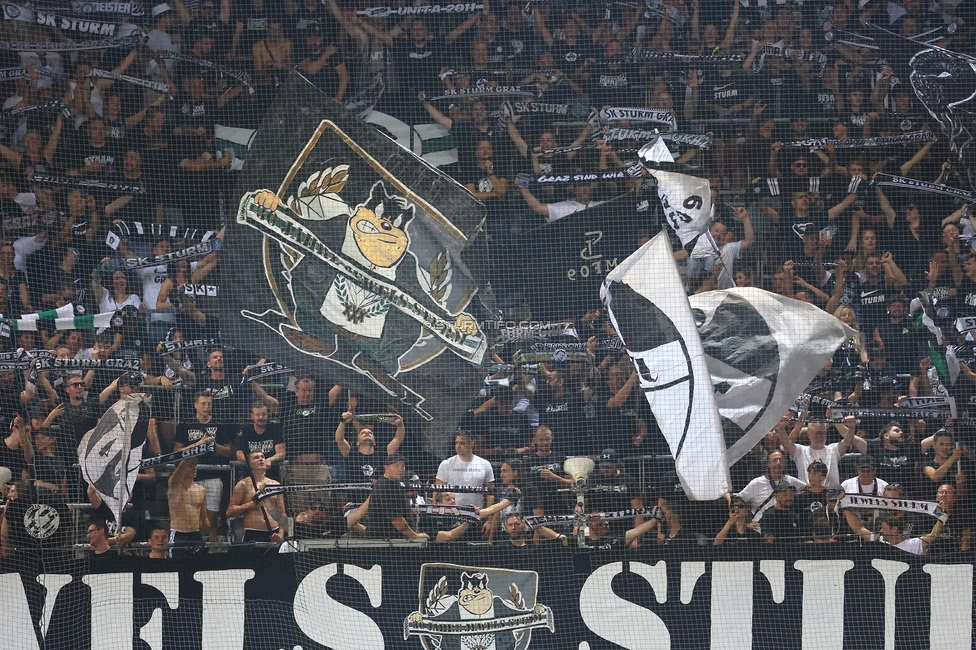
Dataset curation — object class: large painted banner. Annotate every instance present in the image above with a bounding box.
[221,74,491,430]
[2,545,973,649]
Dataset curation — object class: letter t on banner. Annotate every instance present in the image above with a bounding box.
[601,232,729,499]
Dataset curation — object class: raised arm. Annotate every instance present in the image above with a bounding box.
[836,415,867,454]
[335,411,354,457]
[387,414,405,455]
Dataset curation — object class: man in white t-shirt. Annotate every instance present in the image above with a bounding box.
[687,208,756,290]
[734,451,806,522]
[518,180,605,223]
[846,512,943,555]
[840,455,889,531]
[435,432,495,514]
[782,414,866,488]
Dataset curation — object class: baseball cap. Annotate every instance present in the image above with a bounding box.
[599,449,618,467]
[384,454,407,466]
[772,480,796,492]
[857,455,877,469]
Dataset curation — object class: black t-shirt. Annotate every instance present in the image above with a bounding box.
[198,376,241,424]
[173,420,237,466]
[279,393,339,459]
[365,475,410,538]
[395,37,444,95]
[71,140,118,175]
[172,98,219,138]
[874,318,922,376]
[344,448,385,482]
[760,506,801,543]
[237,422,284,458]
[60,400,99,443]
[958,277,976,315]
[866,438,921,493]
[0,437,25,479]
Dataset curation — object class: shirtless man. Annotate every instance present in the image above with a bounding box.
[167,458,216,558]
[226,451,286,546]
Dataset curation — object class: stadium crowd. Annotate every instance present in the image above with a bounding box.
[0,0,975,558]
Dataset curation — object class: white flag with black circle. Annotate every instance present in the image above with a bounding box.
[78,393,151,527]
[688,288,854,464]
[601,232,729,500]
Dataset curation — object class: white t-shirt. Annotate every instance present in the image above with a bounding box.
[546,199,605,223]
[792,442,844,487]
[737,474,806,519]
[98,287,141,314]
[873,533,925,555]
[436,454,494,509]
[840,476,889,496]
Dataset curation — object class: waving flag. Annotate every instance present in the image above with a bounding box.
[78,393,151,527]
[638,138,713,247]
[689,288,854,464]
[601,232,729,500]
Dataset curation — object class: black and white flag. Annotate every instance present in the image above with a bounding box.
[601,232,728,499]
[688,288,853,464]
[639,138,713,247]
[77,393,151,527]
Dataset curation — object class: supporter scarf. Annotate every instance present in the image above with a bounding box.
[643,0,686,25]
[837,494,948,522]
[155,51,253,94]
[0,33,141,50]
[871,173,975,202]
[513,350,591,364]
[598,107,676,131]
[242,362,293,383]
[35,357,140,370]
[253,481,502,502]
[11,306,115,332]
[342,72,384,118]
[182,283,218,297]
[89,67,169,95]
[69,1,146,16]
[524,506,664,530]
[139,440,215,468]
[494,321,577,342]
[158,337,219,355]
[784,131,935,149]
[502,101,570,116]
[427,85,536,100]
[0,100,70,121]
[0,66,31,80]
[31,173,144,194]
[442,68,558,78]
[625,49,745,66]
[824,29,879,50]
[755,44,827,76]
[542,132,710,155]
[354,413,400,423]
[829,406,952,420]
[32,10,124,35]
[104,239,220,272]
[487,362,538,374]
[603,127,676,142]
[109,221,214,242]
[517,167,642,187]
[529,335,623,352]
[415,504,481,523]
[356,3,483,17]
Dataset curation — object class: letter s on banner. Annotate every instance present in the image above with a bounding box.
[294,563,385,649]
[579,561,670,649]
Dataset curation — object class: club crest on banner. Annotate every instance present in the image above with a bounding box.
[404,564,554,650]
[24,504,60,539]
[236,118,488,420]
